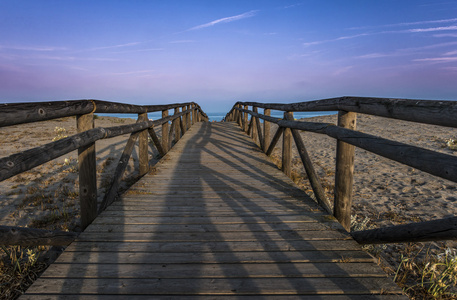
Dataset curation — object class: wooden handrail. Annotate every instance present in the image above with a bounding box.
[227,97,457,243]
[0,99,208,128]
[236,96,457,128]
[0,100,208,244]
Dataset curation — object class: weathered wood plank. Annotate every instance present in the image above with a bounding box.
[98,131,140,213]
[51,250,376,264]
[22,122,402,298]
[0,225,77,246]
[238,96,457,128]
[63,240,362,252]
[83,222,342,233]
[24,277,402,295]
[282,112,292,177]
[76,230,350,242]
[334,111,357,231]
[41,262,387,278]
[77,113,98,230]
[138,112,149,176]
[20,295,405,300]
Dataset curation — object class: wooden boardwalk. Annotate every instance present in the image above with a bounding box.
[22,122,405,299]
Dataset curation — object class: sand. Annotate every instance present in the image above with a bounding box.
[1,113,457,298]
[0,116,161,231]
[273,114,457,229]
[1,113,456,233]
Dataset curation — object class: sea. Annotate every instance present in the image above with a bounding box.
[96,111,337,122]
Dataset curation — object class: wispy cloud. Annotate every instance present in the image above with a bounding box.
[187,10,258,31]
[434,33,457,38]
[349,18,457,30]
[88,42,142,51]
[414,56,457,62]
[0,45,66,51]
[169,40,195,44]
[283,3,304,9]
[407,25,457,32]
[303,33,370,47]
[332,66,353,76]
[444,50,457,56]
[357,42,457,59]
[111,48,164,54]
[304,25,457,47]
[35,55,119,62]
[107,70,155,76]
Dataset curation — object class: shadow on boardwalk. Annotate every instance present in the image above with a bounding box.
[20,122,405,298]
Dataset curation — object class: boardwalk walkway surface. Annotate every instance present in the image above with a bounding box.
[22,122,405,299]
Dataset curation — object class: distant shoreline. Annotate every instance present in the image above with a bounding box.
[96,111,338,122]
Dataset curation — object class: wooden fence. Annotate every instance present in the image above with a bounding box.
[0,99,208,246]
[225,96,457,244]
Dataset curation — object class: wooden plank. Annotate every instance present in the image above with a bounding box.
[161,109,169,152]
[147,126,166,156]
[282,112,292,177]
[0,225,77,246]
[20,295,405,300]
[264,108,271,151]
[0,100,93,127]
[24,277,402,295]
[83,222,343,233]
[138,112,149,176]
[41,262,387,279]
[90,215,329,225]
[98,131,140,213]
[334,111,357,231]
[238,97,457,128]
[76,230,350,242]
[51,250,376,264]
[77,112,98,230]
[351,216,457,244]
[63,240,362,252]
[22,121,403,298]
[284,113,332,214]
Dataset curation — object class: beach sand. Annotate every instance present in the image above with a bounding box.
[273,114,457,228]
[0,116,161,231]
[1,114,456,297]
[1,113,456,238]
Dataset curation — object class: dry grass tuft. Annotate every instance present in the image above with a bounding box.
[0,246,48,300]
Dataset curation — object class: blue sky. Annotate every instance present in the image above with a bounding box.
[1,1,457,112]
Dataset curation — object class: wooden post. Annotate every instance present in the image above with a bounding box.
[162,110,169,153]
[174,107,180,142]
[251,107,258,142]
[182,106,187,131]
[282,112,292,177]
[191,104,195,125]
[244,105,249,132]
[284,113,332,214]
[148,127,166,156]
[98,131,140,213]
[138,112,149,176]
[253,107,264,150]
[186,105,191,129]
[266,127,284,156]
[264,109,271,152]
[77,113,97,230]
[334,111,357,231]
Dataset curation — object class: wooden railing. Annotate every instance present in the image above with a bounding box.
[0,100,208,246]
[225,96,457,244]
